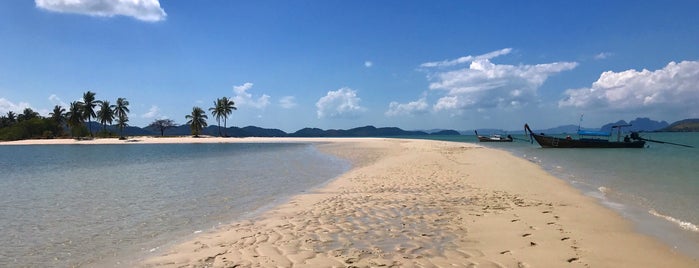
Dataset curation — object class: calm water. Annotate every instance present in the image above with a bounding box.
[421,132,699,258]
[0,142,348,267]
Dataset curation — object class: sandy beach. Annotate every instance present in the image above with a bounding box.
[4,137,697,267]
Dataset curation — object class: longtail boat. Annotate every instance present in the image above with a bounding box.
[524,123,645,148]
[475,130,513,142]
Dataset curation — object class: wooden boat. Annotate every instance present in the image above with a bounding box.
[475,130,513,142]
[524,124,645,148]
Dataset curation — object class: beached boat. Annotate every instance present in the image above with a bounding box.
[474,130,513,142]
[524,124,645,148]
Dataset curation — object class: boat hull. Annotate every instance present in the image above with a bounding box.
[477,136,513,142]
[530,133,645,148]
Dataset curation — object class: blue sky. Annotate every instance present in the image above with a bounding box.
[1,0,698,132]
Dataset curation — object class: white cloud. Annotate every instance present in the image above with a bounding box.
[316,87,366,119]
[278,96,297,109]
[232,82,271,109]
[48,94,68,107]
[385,97,429,117]
[0,98,32,114]
[35,0,167,22]
[559,61,699,117]
[141,105,160,118]
[594,52,613,60]
[421,48,577,113]
[420,48,513,68]
[364,61,373,68]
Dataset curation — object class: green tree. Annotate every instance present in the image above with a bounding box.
[66,101,85,138]
[81,91,100,137]
[96,100,115,135]
[220,97,236,137]
[209,98,224,137]
[148,119,176,137]
[17,108,39,122]
[1,111,17,127]
[185,107,208,137]
[114,98,130,139]
[49,105,66,137]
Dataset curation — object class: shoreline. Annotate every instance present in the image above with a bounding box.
[5,137,698,266]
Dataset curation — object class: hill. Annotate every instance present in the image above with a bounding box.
[600,117,668,132]
[660,119,699,132]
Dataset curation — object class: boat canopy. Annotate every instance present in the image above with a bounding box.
[577,130,610,136]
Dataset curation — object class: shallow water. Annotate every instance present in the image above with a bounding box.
[420,133,699,258]
[0,142,348,267]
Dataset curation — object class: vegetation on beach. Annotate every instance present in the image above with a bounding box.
[1,91,239,141]
[0,91,131,141]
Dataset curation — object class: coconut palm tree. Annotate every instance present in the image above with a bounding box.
[5,111,17,125]
[209,99,224,137]
[114,98,130,139]
[96,100,115,135]
[49,105,66,137]
[66,101,84,138]
[49,105,66,124]
[81,91,100,137]
[220,97,236,137]
[185,106,208,137]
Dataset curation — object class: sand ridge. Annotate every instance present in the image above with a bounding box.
[130,138,696,267]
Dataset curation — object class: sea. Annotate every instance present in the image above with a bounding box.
[0,142,349,267]
[420,132,699,259]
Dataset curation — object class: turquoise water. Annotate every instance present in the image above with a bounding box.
[0,143,348,267]
[420,133,699,258]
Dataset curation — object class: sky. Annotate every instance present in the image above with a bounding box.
[1,0,698,132]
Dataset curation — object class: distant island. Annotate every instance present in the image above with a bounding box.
[660,119,699,132]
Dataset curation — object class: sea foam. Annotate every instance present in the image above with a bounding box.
[649,210,699,232]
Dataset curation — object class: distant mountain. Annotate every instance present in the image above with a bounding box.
[536,124,580,134]
[601,118,668,132]
[240,126,287,137]
[291,125,429,137]
[660,119,699,132]
[430,130,460,135]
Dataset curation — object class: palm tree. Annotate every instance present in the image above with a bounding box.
[96,100,115,135]
[66,101,84,138]
[220,97,236,137]
[81,91,100,137]
[17,108,39,122]
[49,105,66,137]
[5,111,17,125]
[49,105,66,124]
[209,98,224,137]
[185,106,208,137]
[114,98,130,139]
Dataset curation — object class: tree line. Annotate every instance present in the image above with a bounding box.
[1,93,237,141]
[1,91,130,140]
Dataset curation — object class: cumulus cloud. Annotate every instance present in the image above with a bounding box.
[278,96,297,109]
[48,94,68,107]
[385,97,429,117]
[594,52,613,60]
[0,98,32,114]
[364,61,373,68]
[35,0,167,22]
[316,87,366,119]
[420,48,513,68]
[141,105,160,118]
[421,48,577,113]
[559,61,699,117]
[232,83,271,109]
